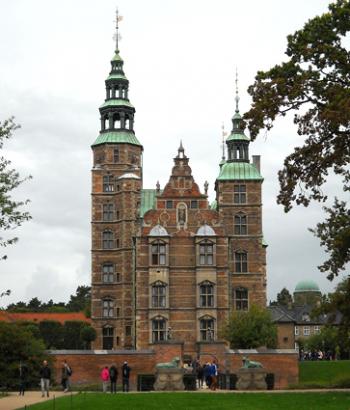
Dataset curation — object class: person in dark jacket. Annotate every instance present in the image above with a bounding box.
[122,361,131,392]
[109,364,118,393]
[203,362,211,388]
[18,362,28,396]
[39,360,51,397]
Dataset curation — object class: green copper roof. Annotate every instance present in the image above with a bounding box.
[92,131,141,147]
[294,280,320,293]
[106,73,128,81]
[226,132,250,142]
[100,99,134,109]
[210,200,217,211]
[111,52,123,62]
[217,161,263,181]
[140,189,162,217]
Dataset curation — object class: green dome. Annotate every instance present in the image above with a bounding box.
[294,280,320,293]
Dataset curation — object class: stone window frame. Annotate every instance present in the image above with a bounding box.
[198,315,216,342]
[295,326,299,336]
[149,240,168,266]
[102,325,114,350]
[233,184,247,204]
[103,174,114,192]
[102,202,114,222]
[234,212,247,235]
[102,262,114,283]
[197,239,216,266]
[150,280,168,309]
[303,326,310,336]
[233,287,249,311]
[102,230,114,249]
[198,280,215,308]
[234,250,248,273]
[151,315,168,343]
[102,298,114,318]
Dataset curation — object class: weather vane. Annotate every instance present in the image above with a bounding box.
[113,7,123,52]
[235,67,240,113]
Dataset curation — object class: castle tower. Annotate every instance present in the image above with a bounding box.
[91,12,143,349]
[215,76,267,311]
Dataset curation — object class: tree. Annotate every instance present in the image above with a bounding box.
[67,286,91,316]
[304,326,338,353]
[80,325,97,349]
[63,321,88,349]
[39,320,64,349]
[0,322,47,388]
[244,0,350,280]
[0,117,32,260]
[270,287,293,307]
[221,305,277,349]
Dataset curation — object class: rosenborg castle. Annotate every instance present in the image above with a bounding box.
[90,30,267,357]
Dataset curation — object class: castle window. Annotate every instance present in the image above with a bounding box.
[103,203,114,221]
[152,281,167,308]
[166,200,173,209]
[234,251,248,273]
[114,148,119,163]
[234,288,248,310]
[199,281,214,307]
[191,200,198,209]
[199,241,214,265]
[234,213,247,235]
[102,326,114,350]
[102,263,114,283]
[199,317,214,341]
[102,299,114,317]
[152,316,167,343]
[234,184,246,204]
[103,175,114,192]
[151,241,166,265]
[102,230,114,249]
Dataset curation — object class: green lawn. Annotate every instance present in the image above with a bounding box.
[23,392,350,410]
[299,360,350,387]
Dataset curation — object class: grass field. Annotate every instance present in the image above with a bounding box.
[299,360,350,387]
[23,392,350,410]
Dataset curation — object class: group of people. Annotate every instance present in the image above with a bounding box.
[191,359,219,390]
[300,349,335,361]
[101,361,131,393]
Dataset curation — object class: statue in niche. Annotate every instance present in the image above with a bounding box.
[177,204,187,225]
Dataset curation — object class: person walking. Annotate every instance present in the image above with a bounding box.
[101,366,110,393]
[18,362,28,396]
[209,361,218,391]
[122,361,131,392]
[109,364,118,393]
[196,362,204,388]
[61,360,72,392]
[203,362,211,388]
[39,360,51,398]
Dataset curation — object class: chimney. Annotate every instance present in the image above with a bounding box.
[252,155,261,173]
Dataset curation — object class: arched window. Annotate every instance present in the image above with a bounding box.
[152,281,167,308]
[199,240,214,265]
[113,113,121,129]
[199,316,215,341]
[102,263,114,283]
[102,326,114,350]
[234,213,247,235]
[151,241,166,265]
[102,230,114,249]
[102,299,114,317]
[234,184,246,204]
[152,316,167,343]
[103,175,114,192]
[234,288,248,310]
[234,251,248,273]
[199,281,214,307]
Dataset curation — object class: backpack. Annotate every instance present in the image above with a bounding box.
[67,367,73,376]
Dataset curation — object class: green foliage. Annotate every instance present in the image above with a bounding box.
[0,322,47,388]
[39,320,64,349]
[303,326,338,352]
[0,117,32,260]
[67,286,91,316]
[80,326,97,349]
[244,0,350,279]
[270,287,293,306]
[221,305,277,349]
[63,321,89,349]
[19,392,350,410]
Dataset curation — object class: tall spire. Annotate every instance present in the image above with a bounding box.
[221,123,226,161]
[114,8,122,53]
[235,67,240,113]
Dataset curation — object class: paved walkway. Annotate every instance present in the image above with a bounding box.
[0,391,73,410]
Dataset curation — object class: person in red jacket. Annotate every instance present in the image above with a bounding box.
[101,366,110,393]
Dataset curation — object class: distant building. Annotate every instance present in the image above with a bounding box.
[293,280,322,306]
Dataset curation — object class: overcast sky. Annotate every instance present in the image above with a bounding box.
[0,0,345,307]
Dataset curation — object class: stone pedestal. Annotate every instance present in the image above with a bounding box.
[154,368,185,391]
[236,368,267,390]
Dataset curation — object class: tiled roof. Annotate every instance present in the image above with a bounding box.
[0,311,91,324]
[268,305,342,325]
